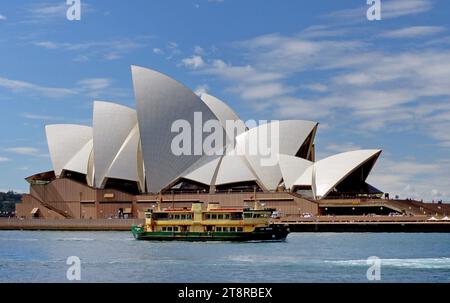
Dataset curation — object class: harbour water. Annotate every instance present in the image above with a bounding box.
[0,231,449,282]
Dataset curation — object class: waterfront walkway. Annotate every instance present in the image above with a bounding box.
[0,218,142,231]
[1,216,450,232]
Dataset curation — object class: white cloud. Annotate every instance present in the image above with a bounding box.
[221,31,450,137]
[326,0,433,21]
[380,26,445,38]
[368,158,449,201]
[77,78,112,91]
[32,38,147,61]
[22,2,93,23]
[325,143,362,154]
[21,113,64,121]
[273,96,332,120]
[382,0,433,18]
[0,157,10,162]
[5,147,41,156]
[302,83,328,92]
[235,33,365,73]
[183,56,289,102]
[0,77,76,98]
[27,2,67,18]
[104,53,121,60]
[299,25,347,39]
[73,55,90,62]
[76,78,122,99]
[168,41,178,49]
[0,74,124,100]
[181,55,205,69]
[0,14,7,21]
[153,48,164,55]
[200,59,284,83]
[194,84,209,96]
[431,189,447,199]
[228,82,295,100]
[164,41,181,59]
[194,46,205,55]
[34,41,59,49]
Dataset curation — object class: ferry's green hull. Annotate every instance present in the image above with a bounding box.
[131,225,289,241]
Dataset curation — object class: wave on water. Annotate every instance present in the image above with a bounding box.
[326,257,450,269]
[106,238,135,241]
[0,238,38,242]
[55,238,95,242]
[227,255,300,264]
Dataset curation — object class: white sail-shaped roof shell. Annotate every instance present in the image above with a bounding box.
[105,124,145,191]
[200,93,246,142]
[64,139,93,175]
[313,149,381,198]
[278,154,313,191]
[232,120,317,190]
[46,124,93,177]
[176,120,319,191]
[279,150,382,199]
[93,101,143,188]
[132,66,224,193]
[179,155,222,186]
[214,155,257,186]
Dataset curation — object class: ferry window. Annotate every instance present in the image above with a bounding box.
[167,227,173,232]
[218,214,223,220]
[174,214,180,220]
[212,214,217,220]
[206,214,210,219]
[162,227,167,231]
[145,213,151,219]
[187,214,192,220]
[244,213,252,218]
[230,227,236,232]
[225,214,230,219]
[253,213,260,218]
[237,227,243,232]
[223,227,229,232]
[173,227,179,232]
[216,227,222,232]
[181,214,186,220]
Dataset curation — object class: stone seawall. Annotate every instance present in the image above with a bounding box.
[2,217,450,232]
[0,218,144,231]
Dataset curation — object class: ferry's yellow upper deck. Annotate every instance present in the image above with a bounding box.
[144,202,273,233]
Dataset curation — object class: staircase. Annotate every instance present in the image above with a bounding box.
[391,199,450,216]
[24,194,73,219]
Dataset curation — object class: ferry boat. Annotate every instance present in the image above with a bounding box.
[131,201,289,241]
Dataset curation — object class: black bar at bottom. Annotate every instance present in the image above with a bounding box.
[0,283,449,302]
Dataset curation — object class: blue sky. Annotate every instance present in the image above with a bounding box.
[0,0,449,201]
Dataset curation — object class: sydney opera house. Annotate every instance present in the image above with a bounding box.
[16,66,387,220]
